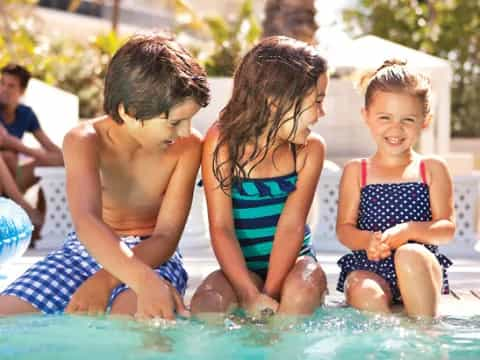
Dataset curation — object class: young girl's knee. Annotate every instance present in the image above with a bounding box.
[345,272,391,312]
[394,244,439,273]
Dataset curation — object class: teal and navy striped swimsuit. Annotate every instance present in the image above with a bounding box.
[232,171,315,280]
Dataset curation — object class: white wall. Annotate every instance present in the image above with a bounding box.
[22,78,79,148]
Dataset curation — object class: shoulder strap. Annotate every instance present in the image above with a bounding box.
[420,160,427,184]
[361,158,367,187]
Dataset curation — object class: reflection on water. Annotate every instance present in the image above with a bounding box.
[0,309,479,360]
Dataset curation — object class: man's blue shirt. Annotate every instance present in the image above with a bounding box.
[0,104,41,139]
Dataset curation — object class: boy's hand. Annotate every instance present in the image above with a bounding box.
[381,223,409,250]
[135,273,190,321]
[243,293,279,318]
[65,271,115,315]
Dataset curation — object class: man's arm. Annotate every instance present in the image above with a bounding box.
[32,128,63,165]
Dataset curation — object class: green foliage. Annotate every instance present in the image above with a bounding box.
[0,0,258,118]
[343,0,480,137]
[172,0,261,76]
[0,0,126,118]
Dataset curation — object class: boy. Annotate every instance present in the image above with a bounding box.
[0,32,210,319]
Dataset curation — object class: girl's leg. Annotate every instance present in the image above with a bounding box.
[278,256,327,315]
[190,270,263,314]
[0,295,40,315]
[345,270,392,313]
[394,243,442,318]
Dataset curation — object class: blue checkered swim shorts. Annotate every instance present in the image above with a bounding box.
[1,232,188,314]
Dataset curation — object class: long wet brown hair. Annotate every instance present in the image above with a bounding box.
[213,36,327,191]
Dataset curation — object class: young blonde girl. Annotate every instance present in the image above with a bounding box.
[336,60,454,318]
[191,36,329,317]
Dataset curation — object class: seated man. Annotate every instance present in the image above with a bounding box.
[0,64,64,241]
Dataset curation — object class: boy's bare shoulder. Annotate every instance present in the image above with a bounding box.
[171,128,203,157]
[63,119,100,151]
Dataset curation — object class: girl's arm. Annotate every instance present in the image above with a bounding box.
[263,135,323,299]
[203,125,260,304]
[336,160,372,250]
[385,157,455,248]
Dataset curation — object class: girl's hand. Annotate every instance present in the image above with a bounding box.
[244,293,279,318]
[381,223,410,250]
[378,240,392,260]
[366,231,383,261]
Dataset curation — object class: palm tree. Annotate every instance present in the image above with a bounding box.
[68,0,121,32]
[262,0,317,44]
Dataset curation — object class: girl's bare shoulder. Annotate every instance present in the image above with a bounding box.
[420,154,451,183]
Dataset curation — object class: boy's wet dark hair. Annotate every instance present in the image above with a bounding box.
[104,32,210,123]
[1,64,31,90]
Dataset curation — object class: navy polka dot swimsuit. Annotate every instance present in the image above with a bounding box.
[336,159,452,303]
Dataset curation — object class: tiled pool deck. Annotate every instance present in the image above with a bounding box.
[1,245,479,316]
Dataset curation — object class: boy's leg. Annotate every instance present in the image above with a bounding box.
[0,295,40,315]
[190,270,263,314]
[394,243,442,318]
[0,232,98,315]
[344,270,392,313]
[278,256,327,315]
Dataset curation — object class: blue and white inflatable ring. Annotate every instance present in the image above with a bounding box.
[0,197,33,264]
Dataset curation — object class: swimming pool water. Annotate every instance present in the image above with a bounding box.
[0,308,479,360]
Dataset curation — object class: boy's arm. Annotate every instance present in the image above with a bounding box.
[263,135,324,299]
[63,126,168,310]
[202,125,261,304]
[336,159,372,250]
[383,157,456,248]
